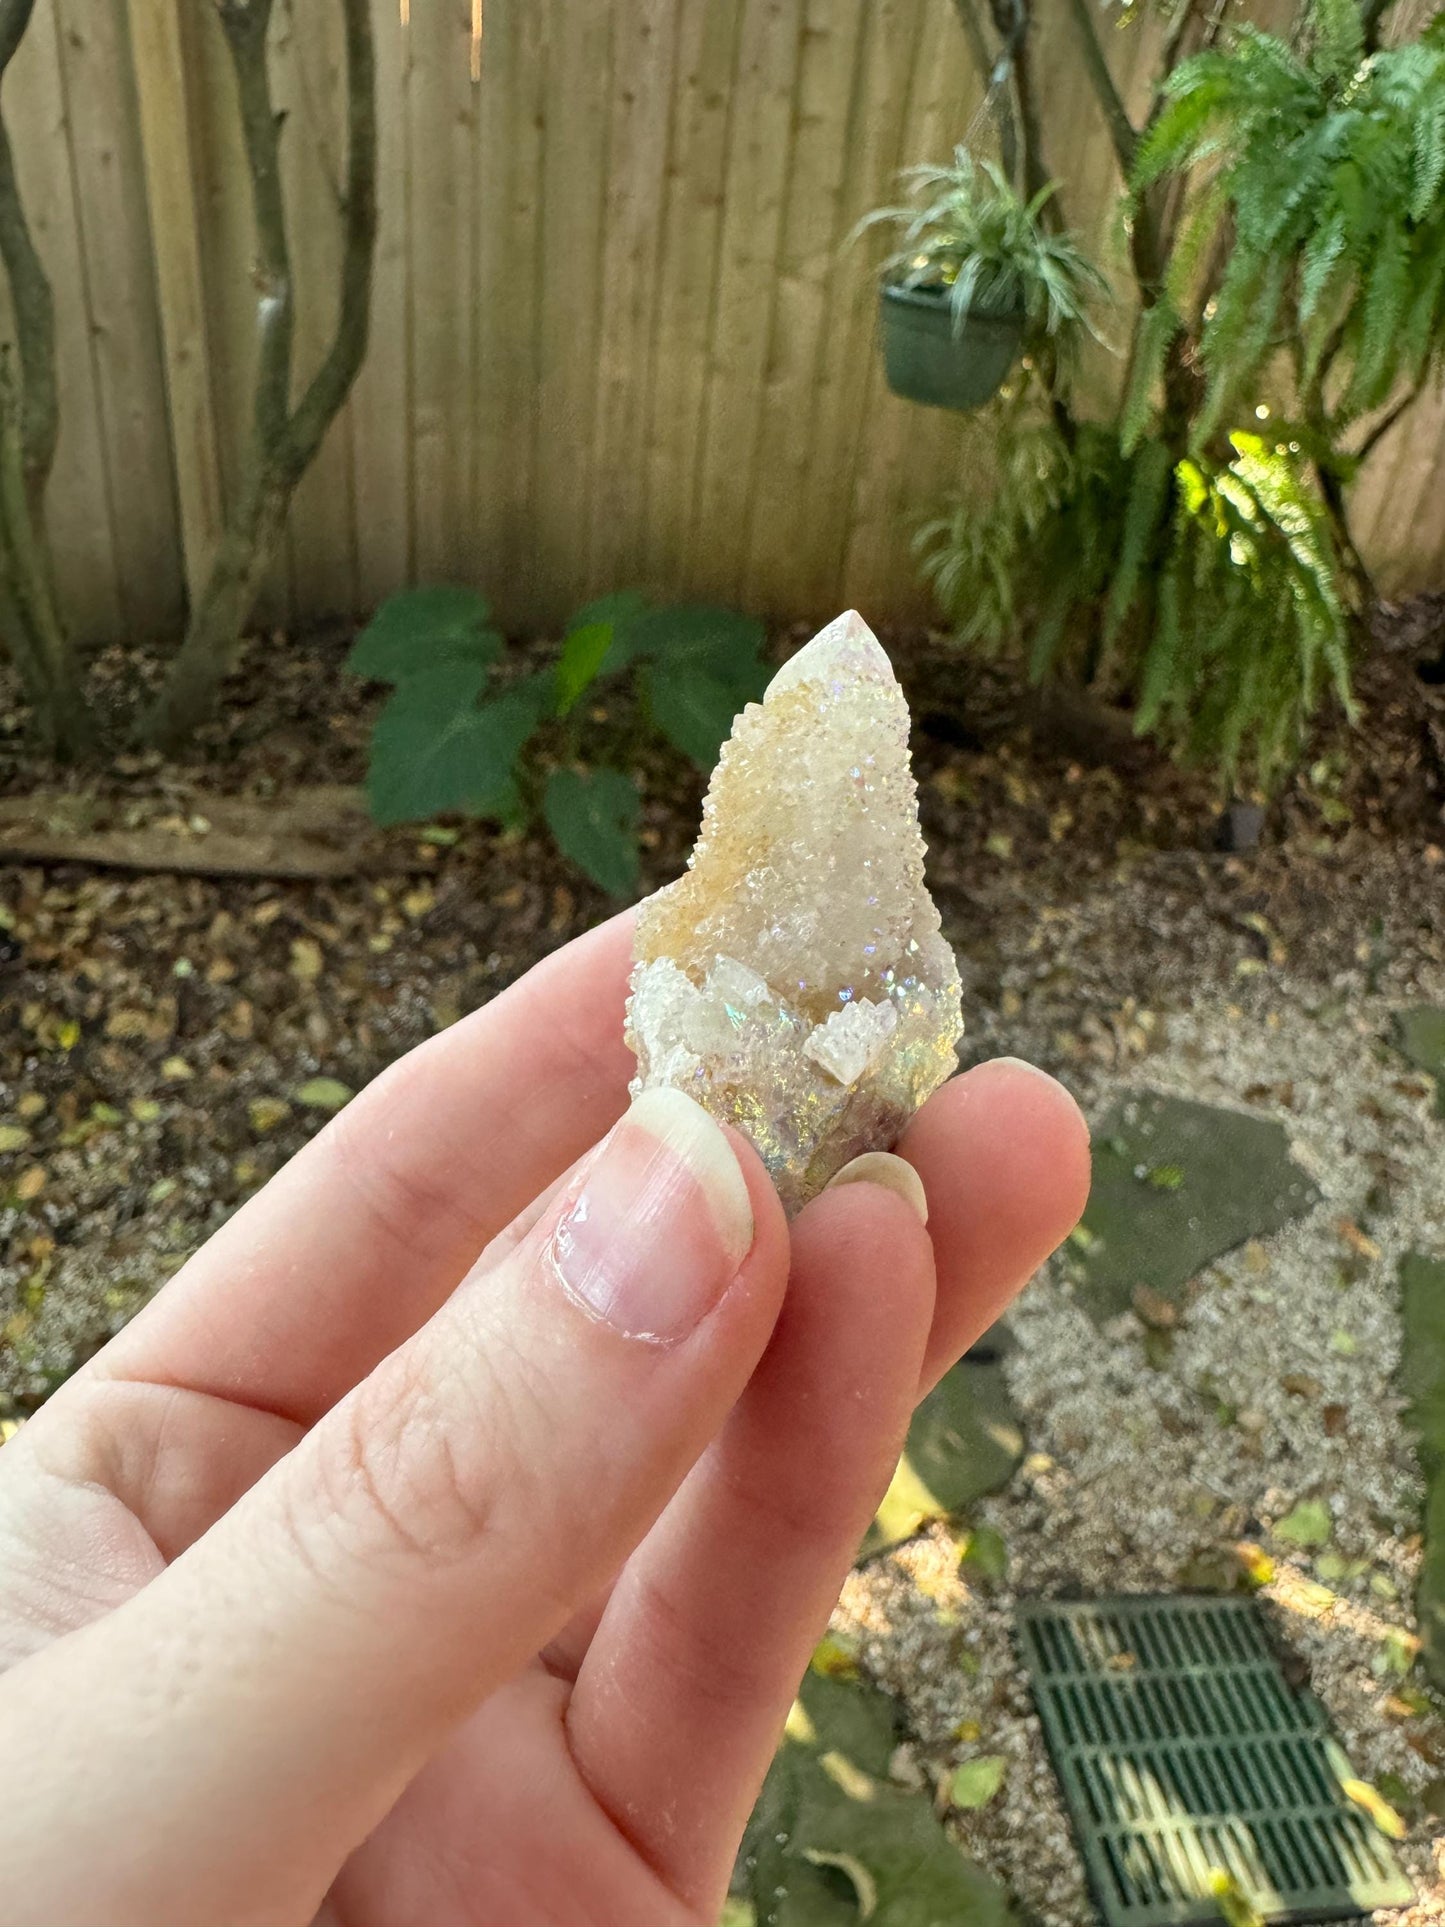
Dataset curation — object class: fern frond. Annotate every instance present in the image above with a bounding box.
[1412,86,1445,220]
[1120,299,1180,453]
[1341,219,1412,415]
[1104,438,1173,644]
[1166,180,1230,313]
[1308,0,1364,85]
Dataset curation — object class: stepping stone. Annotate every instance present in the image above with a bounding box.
[737,1670,1019,1926]
[863,1326,1025,1556]
[1396,1007,1445,1117]
[1401,1251,1445,1692]
[1073,1093,1319,1324]
[1018,1595,1413,1925]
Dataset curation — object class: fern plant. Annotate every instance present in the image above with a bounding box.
[920,0,1442,789]
[920,423,1351,786]
[858,150,1110,343]
[1134,9,1445,439]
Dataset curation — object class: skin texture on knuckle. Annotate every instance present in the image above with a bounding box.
[296,1333,511,1582]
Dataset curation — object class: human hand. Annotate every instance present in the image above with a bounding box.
[0,912,1088,1927]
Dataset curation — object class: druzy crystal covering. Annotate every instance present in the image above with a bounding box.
[625,610,964,1214]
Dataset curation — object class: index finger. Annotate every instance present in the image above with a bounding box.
[93,912,638,1426]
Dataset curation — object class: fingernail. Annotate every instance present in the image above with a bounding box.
[548,1089,754,1342]
[825,1151,929,1224]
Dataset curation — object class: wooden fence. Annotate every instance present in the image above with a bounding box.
[7,0,1445,648]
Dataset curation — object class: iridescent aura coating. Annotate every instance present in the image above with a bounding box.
[626,610,964,1215]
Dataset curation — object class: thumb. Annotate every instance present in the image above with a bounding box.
[0,1090,788,1927]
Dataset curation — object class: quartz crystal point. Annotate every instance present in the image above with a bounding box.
[625,610,963,1215]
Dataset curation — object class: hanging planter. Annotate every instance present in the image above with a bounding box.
[853,150,1109,417]
[879,282,1024,412]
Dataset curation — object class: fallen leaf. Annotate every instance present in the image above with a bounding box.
[14,1167,45,1201]
[810,1634,860,1682]
[984,832,1013,860]
[0,1124,33,1153]
[290,938,325,983]
[128,1098,162,1124]
[1132,1285,1179,1330]
[16,1093,45,1120]
[800,1851,878,1920]
[950,1755,1007,1810]
[960,1525,1008,1584]
[248,1097,293,1134]
[1336,1219,1381,1261]
[161,1056,193,1080]
[1274,1500,1332,1549]
[105,1007,154,1041]
[1330,1329,1358,1355]
[818,1750,877,1803]
[1322,1403,1349,1436]
[294,1077,352,1113]
[1281,1373,1323,1399]
[1339,1776,1407,1840]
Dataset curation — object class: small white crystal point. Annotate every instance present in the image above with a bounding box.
[626,610,963,1215]
[766,609,894,697]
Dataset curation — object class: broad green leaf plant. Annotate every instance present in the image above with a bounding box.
[917,0,1445,789]
[347,587,769,895]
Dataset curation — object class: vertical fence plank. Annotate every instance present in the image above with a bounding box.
[5,3,122,639]
[274,0,360,619]
[473,0,547,628]
[584,0,679,597]
[740,0,868,614]
[53,0,182,639]
[840,0,964,616]
[687,0,808,602]
[531,0,612,627]
[350,0,412,610]
[409,0,476,584]
[796,0,921,617]
[639,0,741,596]
[122,0,224,613]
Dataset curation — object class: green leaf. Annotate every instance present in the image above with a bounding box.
[642,662,748,768]
[346,587,501,683]
[742,1672,1020,1927]
[571,590,652,671]
[1275,1498,1332,1547]
[570,589,650,631]
[554,621,614,716]
[623,602,768,679]
[365,672,546,828]
[543,766,642,896]
[960,1524,1009,1584]
[294,1077,353,1113]
[949,1755,1007,1809]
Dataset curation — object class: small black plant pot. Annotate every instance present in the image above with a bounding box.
[879,282,1024,412]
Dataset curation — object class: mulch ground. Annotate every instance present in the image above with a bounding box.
[0,600,1441,1411]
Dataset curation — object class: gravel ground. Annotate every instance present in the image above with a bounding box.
[836,864,1445,1924]
[3,620,1443,1922]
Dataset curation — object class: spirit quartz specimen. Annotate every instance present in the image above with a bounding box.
[626,610,964,1214]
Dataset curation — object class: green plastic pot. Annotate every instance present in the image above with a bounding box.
[879,283,1024,412]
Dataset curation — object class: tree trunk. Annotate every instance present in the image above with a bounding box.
[0,0,95,757]
[141,0,376,751]
[140,491,287,751]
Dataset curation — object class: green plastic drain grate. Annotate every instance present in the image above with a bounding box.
[1016,1596,1413,1925]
